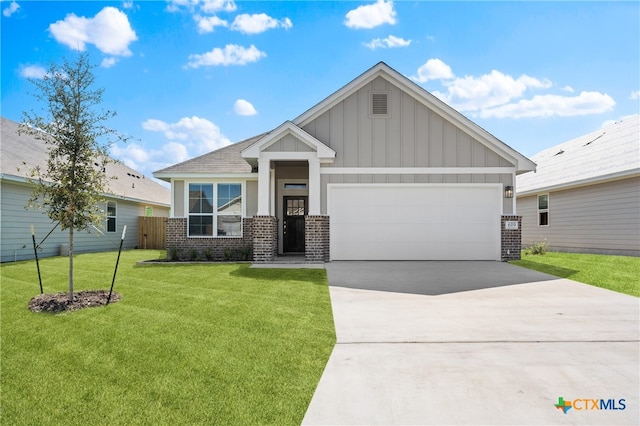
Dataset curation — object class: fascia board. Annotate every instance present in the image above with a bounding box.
[241,121,335,160]
[516,169,640,197]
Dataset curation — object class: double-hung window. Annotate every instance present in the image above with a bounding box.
[106,201,117,233]
[538,194,549,226]
[188,183,242,237]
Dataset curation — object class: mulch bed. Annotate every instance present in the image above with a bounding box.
[29,290,121,313]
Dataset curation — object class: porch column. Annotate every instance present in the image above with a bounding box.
[308,157,321,215]
[257,158,271,215]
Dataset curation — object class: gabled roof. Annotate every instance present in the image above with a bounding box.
[155,62,536,178]
[153,133,266,181]
[241,121,336,162]
[516,115,640,196]
[1,117,170,206]
[294,61,536,174]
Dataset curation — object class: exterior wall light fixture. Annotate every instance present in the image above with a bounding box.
[504,185,514,198]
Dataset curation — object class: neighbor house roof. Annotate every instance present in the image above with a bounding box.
[516,115,640,196]
[153,133,267,181]
[1,117,170,206]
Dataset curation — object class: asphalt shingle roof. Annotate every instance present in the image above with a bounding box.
[1,117,170,206]
[516,115,639,195]
[153,133,267,178]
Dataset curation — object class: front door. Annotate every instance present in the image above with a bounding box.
[283,196,307,252]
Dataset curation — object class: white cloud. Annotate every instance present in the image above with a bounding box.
[142,116,231,153]
[234,99,257,116]
[345,0,396,29]
[101,57,118,68]
[230,13,292,34]
[201,0,236,13]
[167,0,236,13]
[630,90,640,100]
[364,35,410,50]
[194,15,228,33]
[49,7,137,56]
[479,92,616,119]
[20,64,47,79]
[414,58,613,119]
[3,1,19,17]
[110,141,189,183]
[186,44,266,68]
[433,69,553,111]
[411,58,454,83]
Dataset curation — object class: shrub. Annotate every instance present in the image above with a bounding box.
[188,248,199,261]
[239,247,251,261]
[203,248,214,261]
[528,240,548,255]
[223,248,234,261]
[167,247,181,261]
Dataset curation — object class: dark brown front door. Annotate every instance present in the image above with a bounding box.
[283,196,307,253]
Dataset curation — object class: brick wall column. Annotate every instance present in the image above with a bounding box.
[305,215,330,262]
[501,215,522,261]
[252,216,277,262]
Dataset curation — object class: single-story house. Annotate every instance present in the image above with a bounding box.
[154,62,536,262]
[516,115,639,256]
[1,117,171,262]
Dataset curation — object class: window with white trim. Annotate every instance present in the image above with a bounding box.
[188,183,242,237]
[538,194,549,226]
[106,201,117,233]
[216,183,242,236]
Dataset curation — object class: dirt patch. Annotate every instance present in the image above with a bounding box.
[29,290,121,313]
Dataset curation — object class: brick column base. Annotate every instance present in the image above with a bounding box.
[501,215,522,261]
[252,216,277,262]
[305,215,330,262]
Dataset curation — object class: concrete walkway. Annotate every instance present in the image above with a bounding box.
[303,261,639,425]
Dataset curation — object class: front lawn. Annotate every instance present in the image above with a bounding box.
[511,251,639,297]
[1,250,336,425]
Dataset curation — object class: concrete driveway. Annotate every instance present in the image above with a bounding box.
[303,261,639,425]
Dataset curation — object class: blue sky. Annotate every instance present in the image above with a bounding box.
[2,1,638,184]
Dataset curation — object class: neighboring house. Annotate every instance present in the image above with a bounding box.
[154,62,536,262]
[1,117,171,262]
[516,115,640,256]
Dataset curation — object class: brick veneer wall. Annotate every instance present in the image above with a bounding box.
[501,215,522,261]
[252,216,277,262]
[166,217,253,260]
[305,215,330,262]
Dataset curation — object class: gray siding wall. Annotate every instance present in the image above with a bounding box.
[518,177,640,256]
[1,180,169,262]
[264,135,314,152]
[173,180,185,217]
[246,180,258,216]
[301,76,516,214]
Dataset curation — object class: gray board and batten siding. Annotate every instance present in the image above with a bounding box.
[299,76,517,215]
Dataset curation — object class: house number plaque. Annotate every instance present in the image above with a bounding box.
[505,221,519,230]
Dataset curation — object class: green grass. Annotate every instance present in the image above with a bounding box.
[1,250,336,425]
[511,251,640,297]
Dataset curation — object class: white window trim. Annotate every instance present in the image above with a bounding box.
[537,193,549,227]
[186,181,245,238]
[106,201,117,233]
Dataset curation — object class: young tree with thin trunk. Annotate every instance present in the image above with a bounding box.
[20,52,123,301]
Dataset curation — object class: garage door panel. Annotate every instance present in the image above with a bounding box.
[329,184,501,261]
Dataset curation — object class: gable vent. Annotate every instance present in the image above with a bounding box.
[371,93,388,116]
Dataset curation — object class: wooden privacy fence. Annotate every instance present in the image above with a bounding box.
[138,217,167,249]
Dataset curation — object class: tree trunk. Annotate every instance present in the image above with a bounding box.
[68,227,74,302]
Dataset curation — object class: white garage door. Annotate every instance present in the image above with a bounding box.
[328,184,501,261]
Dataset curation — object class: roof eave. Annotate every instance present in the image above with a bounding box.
[516,168,640,197]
